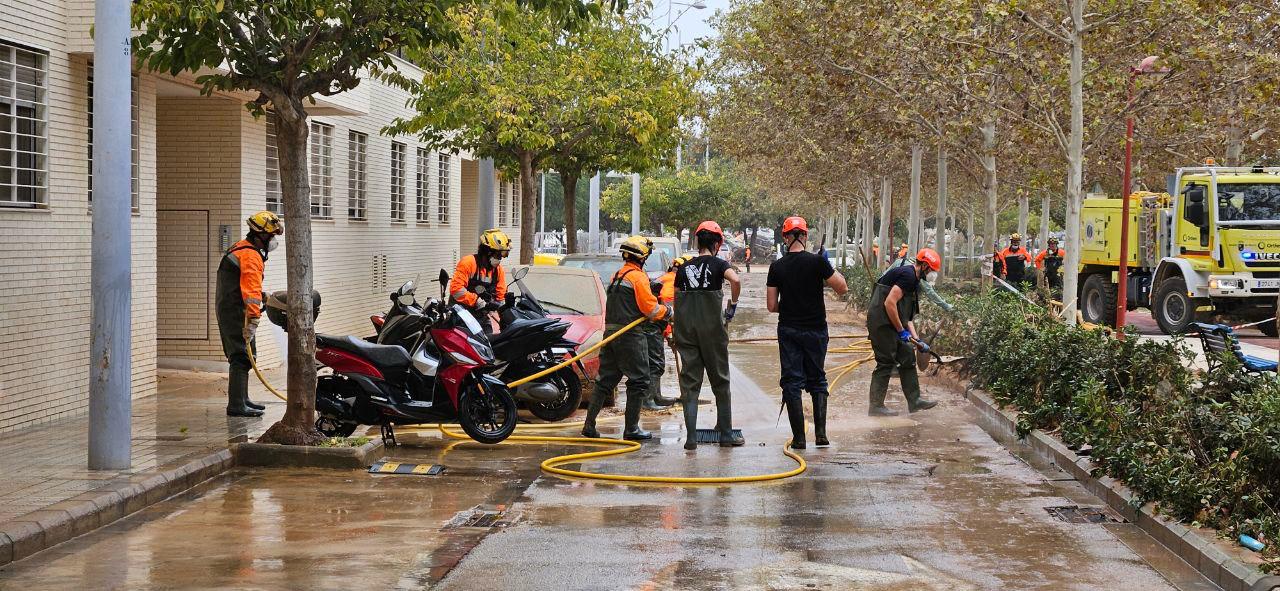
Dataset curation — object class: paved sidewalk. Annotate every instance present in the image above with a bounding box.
[0,368,286,563]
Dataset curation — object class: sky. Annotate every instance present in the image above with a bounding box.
[648,0,731,53]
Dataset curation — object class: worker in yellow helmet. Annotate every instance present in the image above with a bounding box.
[216,211,283,418]
[449,229,511,332]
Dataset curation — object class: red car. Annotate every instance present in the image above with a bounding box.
[509,265,606,387]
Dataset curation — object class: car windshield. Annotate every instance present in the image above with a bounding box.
[560,259,620,286]
[653,243,678,264]
[513,270,602,315]
[1217,183,1280,222]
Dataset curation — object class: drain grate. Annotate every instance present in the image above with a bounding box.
[1045,505,1124,524]
[444,505,522,530]
[693,429,744,444]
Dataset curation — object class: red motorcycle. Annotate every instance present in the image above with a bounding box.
[302,270,518,445]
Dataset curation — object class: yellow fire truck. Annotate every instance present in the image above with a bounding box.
[1077,165,1280,335]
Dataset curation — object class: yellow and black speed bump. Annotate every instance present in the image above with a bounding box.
[693,429,744,444]
[368,461,445,476]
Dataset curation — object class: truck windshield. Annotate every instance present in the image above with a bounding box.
[1217,183,1280,222]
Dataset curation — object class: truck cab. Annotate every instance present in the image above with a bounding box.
[1077,165,1280,335]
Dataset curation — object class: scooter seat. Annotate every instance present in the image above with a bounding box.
[491,318,559,344]
[317,334,411,369]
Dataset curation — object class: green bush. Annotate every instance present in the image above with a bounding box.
[940,292,1279,569]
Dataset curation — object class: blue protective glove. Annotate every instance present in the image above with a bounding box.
[723,301,738,324]
[915,340,931,353]
[898,329,912,342]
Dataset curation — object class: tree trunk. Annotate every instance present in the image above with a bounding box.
[517,152,537,265]
[878,178,891,267]
[562,171,579,254]
[257,105,323,447]
[936,142,949,278]
[967,208,976,278]
[1225,84,1243,166]
[840,201,849,269]
[1062,2,1085,325]
[981,122,998,252]
[908,144,923,253]
[1017,194,1029,240]
[1039,194,1051,253]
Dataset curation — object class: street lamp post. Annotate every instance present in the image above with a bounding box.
[1116,55,1168,333]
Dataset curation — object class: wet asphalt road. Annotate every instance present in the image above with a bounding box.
[0,271,1220,590]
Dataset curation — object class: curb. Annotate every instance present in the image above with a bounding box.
[0,448,234,569]
[0,437,389,569]
[232,439,385,470]
[960,381,1273,591]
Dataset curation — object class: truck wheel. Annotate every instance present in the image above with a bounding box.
[1080,274,1117,327]
[1154,277,1196,335]
[1260,320,1278,338]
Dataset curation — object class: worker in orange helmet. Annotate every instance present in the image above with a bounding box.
[867,248,940,416]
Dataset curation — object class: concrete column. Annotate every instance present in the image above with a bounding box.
[631,173,641,235]
[88,0,133,470]
[539,172,546,235]
[589,173,601,252]
[478,158,495,236]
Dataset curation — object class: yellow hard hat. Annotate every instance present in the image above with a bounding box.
[619,235,653,261]
[1010,232,1022,241]
[247,211,284,235]
[479,229,512,256]
[671,255,692,269]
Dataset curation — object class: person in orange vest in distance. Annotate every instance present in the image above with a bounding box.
[582,236,672,441]
[897,242,909,260]
[216,211,283,418]
[642,255,689,410]
[449,229,511,333]
[996,233,1034,287]
[1035,237,1066,290]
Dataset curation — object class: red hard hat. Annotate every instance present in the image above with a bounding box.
[695,220,723,239]
[782,216,808,234]
[916,248,941,272]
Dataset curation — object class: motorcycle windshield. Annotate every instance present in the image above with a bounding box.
[452,304,485,337]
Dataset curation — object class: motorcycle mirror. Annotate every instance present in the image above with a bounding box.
[437,269,449,285]
[511,266,529,282]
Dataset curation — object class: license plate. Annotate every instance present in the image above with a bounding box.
[1258,279,1280,288]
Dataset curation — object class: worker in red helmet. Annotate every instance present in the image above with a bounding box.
[674,220,743,449]
[866,248,940,416]
[767,216,848,449]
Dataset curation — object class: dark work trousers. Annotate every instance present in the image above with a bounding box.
[674,290,732,438]
[644,320,667,403]
[586,328,650,424]
[217,311,254,410]
[777,324,830,402]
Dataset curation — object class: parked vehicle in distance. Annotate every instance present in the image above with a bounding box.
[648,237,681,269]
[533,252,564,266]
[509,265,606,387]
[559,251,671,284]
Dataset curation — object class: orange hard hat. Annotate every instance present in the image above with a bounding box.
[782,216,808,234]
[695,220,723,239]
[916,248,941,272]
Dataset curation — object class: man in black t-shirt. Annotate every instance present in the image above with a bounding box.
[866,248,940,416]
[767,216,848,449]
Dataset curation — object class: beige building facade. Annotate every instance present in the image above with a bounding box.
[0,5,521,431]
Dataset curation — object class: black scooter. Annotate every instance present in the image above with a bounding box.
[373,267,585,422]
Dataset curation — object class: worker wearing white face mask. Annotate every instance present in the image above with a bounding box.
[883,252,955,313]
[216,211,283,417]
[866,248,941,417]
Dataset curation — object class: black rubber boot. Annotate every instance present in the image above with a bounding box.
[869,405,899,417]
[812,393,829,447]
[622,392,651,440]
[245,398,266,411]
[785,398,806,450]
[226,370,264,418]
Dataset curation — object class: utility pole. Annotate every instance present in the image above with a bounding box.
[478,158,496,236]
[589,172,601,252]
[88,0,133,470]
[631,173,641,235]
[539,171,546,235]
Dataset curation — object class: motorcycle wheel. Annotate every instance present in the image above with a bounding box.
[458,379,518,444]
[315,415,358,438]
[528,368,583,422]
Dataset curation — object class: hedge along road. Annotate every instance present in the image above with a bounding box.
[0,270,1218,590]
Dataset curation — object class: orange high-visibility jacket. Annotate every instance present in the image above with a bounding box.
[219,240,265,319]
[608,262,669,323]
[658,270,677,304]
[1035,248,1065,269]
[449,254,507,308]
[996,247,1034,277]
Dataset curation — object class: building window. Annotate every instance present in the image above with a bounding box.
[87,69,141,211]
[511,180,520,228]
[309,121,333,218]
[390,141,406,222]
[497,180,508,227]
[437,153,450,224]
[1,42,48,208]
[347,131,367,220]
[415,147,431,223]
[265,112,281,214]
